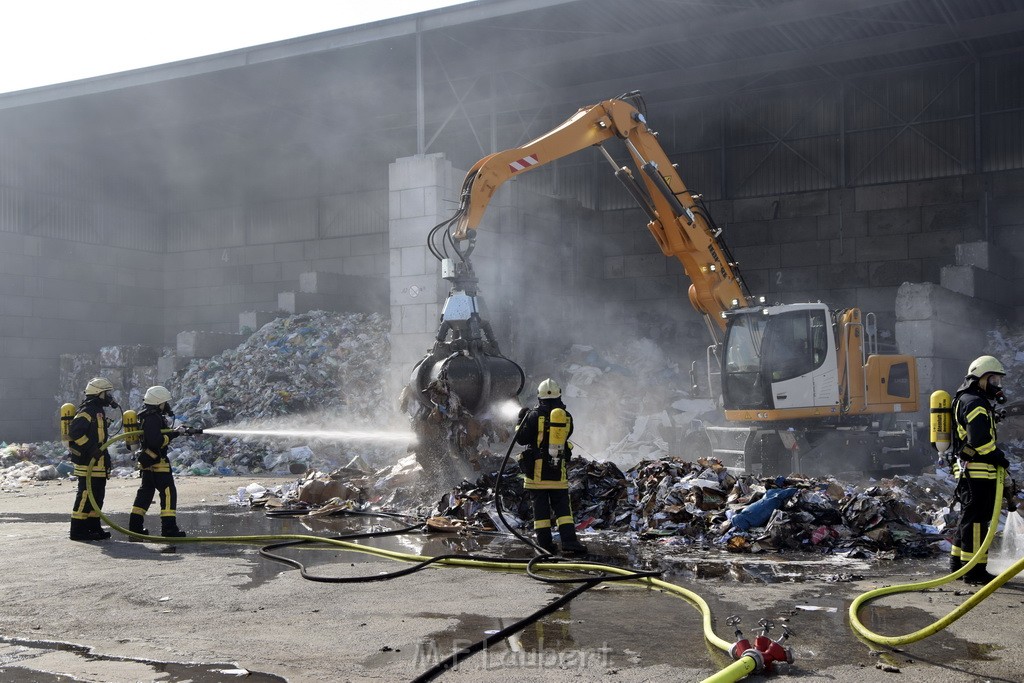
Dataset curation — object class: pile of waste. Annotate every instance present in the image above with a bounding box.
[0,442,69,491]
[158,310,401,476]
[248,451,1024,559]
[170,310,390,425]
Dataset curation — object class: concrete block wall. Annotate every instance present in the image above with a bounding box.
[163,224,389,340]
[388,153,457,403]
[0,231,165,442]
[596,204,706,363]
[987,171,1024,322]
[281,271,388,315]
[713,178,984,344]
[7,160,1024,443]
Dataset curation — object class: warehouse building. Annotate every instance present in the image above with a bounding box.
[0,0,1022,441]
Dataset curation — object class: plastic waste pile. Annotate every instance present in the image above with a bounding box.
[161,310,397,476]
[0,442,72,491]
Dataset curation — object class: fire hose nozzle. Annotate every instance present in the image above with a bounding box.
[182,427,204,436]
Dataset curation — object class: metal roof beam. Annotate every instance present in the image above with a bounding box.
[446,0,912,79]
[499,9,1024,113]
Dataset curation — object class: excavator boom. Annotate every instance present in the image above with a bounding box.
[452,94,750,336]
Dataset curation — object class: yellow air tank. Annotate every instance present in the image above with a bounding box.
[547,407,570,457]
[930,390,951,454]
[59,403,76,441]
[122,409,140,446]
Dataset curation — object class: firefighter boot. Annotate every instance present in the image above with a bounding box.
[69,518,93,542]
[949,554,962,574]
[128,513,149,541]
[963,563,998,585]
[558,523,588,557]
[87,517,111,540]
[160,518,187,538]
[535,527,556,556]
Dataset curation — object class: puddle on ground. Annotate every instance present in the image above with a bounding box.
[359,584,1010,675]
[0,636,285,682]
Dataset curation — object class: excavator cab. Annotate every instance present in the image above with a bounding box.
[721,302,917,422]
[721,304,839,414]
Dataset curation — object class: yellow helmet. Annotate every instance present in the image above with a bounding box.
[967,355,1005,379]
[537,378,561,399]
[144,385,172,406]
[84,377,114,396]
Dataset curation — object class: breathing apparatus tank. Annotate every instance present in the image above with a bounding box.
[122,410,140,447]
[59,403,76,441]
[929,389,952,454]
[546,407,570,459]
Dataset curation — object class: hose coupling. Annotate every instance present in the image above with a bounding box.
[739,648,765,674]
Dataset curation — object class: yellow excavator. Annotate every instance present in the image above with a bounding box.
[411,91,923,476]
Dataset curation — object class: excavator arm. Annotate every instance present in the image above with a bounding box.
[451,93,751,336]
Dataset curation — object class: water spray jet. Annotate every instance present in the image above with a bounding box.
[202,427,417,443]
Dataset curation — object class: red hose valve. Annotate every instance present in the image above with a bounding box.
[753,618,774,656]
[726,615,751,659]
[763,626,795,666]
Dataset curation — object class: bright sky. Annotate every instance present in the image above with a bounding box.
[0,1,472,95]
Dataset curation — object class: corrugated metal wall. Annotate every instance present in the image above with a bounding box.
[982,53,1024,172]
[320,190,388,237]
[0,141,164,250]
[518,55,1022,207]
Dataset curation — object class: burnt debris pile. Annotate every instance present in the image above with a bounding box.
[250,453,1020,560]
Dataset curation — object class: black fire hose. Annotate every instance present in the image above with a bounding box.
[493,418,548,555]
[410,580,600,683]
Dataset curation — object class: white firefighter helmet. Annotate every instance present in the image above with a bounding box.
[537,378,561,399]
[84,377,114,396]
[144,385,173,406]
[967,355,1005,379]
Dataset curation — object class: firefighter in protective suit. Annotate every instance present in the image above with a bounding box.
[950,355,1011,585]
[68,377,118,541]
[515,379,588,556]
[128,386,187,538]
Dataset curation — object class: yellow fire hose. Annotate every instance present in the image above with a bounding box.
[850,467,1023,646]
[82,431,758,682]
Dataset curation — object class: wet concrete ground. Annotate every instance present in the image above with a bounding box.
[2,475,1024,683]
[4,503,1024,681]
